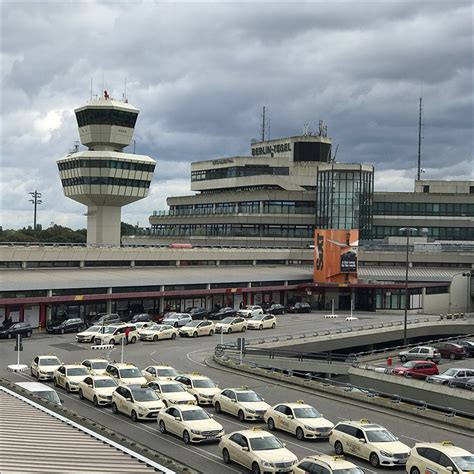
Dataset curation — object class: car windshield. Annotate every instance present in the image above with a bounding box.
[94,379,117,388]
[236,392,262,402]
[441,368,458,376]
[220,317,234,324]
[333,469,365,474]
[193,379,216,388]
[185,321,201,327]
[37,390,61,404]
[365,429,397,442]
[119,368,142,378]
[87,326,102,333]
[249,436,284,451]
[131,389,159,402]
[161,384,185,393]
[402,361,417,368]
[67,368,88,376]
[452,456,474,470]
[150,325,164,331]
[103,327,117,334]
[293,407,321,418]
[250,315,264,321]
[40,357,61,366]
[91,361,108,370]
[157,368,178,377]
[182,409,210,421]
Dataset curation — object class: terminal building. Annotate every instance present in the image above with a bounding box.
[0,109,472,327]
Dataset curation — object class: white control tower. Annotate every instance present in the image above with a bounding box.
[57,92,156,245]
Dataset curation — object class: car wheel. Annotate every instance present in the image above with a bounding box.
[227,328,232,334]
[410,468,421,474]
[193,332,198,338]
[78,389,84,400]
[427,357,433,362]
[131,410,138,422]
[183,431,190,444]
[214,402,221,414]
[111,402,118,414]
[174,322,178,328]
[159,420,166,433]
[404,372,412,378]
[109,338,115,345]
[60,328,65,334]
[267,418,275,431]
[296,427,304,441]
[400,355,407,362]
[93,396,99,407]
[449,353,456,360]
[222,448,231,464]
[370,453,380,468]
[53,378,58,387]
[130,336,136,343]
[27,331,32,337]
[30,368,35,377]
[271,323,276,329]
[259,324,263,330]
[171,333,176,340]
[7,333,12,339]
[153,335,158,342]
[209,330,214,336]
[334,441,344,455]
[66,383,71,393]
[238,410,245,422]
[252,462,261,474]
[242,326,246,332]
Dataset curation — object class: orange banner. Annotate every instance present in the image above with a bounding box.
[314,229,359,284]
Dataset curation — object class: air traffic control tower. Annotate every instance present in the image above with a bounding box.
[57,92,156,245]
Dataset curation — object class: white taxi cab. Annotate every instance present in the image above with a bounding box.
[294,454,365,473]
[406,441,474,474]
[81,358,109,375]
[329,419,410,468]
[146,380,196,406]
[78,375,118,406]
[179,320,215,338]
[246,314,277,330]
[219,427,298,473]
[142,365,180,382]
[111,384,164,422]
[139,324,178,341]
[174,373,221,405]
[264,400,334,440]
[31,355,62,381]
[76,325,104,343]
[214,317,247,334]
[53,364,89,392]
[94,324,138,345]
[158,404,225,444]
[213,387,270,421]
[105,363,148,386]
[134,322,154,334]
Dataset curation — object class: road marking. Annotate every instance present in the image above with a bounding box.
[186,348,211,368]
[150,350,156,356]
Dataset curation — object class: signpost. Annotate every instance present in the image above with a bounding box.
[8,334,28,372]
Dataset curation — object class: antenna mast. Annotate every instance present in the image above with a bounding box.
[417,95,423,181]
[261,106,266,142]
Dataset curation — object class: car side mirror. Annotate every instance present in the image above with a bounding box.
[126,397,132,401]
[358,438,366,443]
[287,415,293,419]
[174,417,181,421]
[88,383,93,387]
[231,399,236,403]
[210,414,214,418]
[282,443,286,447]
[241,447,249,451]
[60,399,64,404]
[446,468,453,473]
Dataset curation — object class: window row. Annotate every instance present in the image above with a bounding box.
[373,201,474,216]
[62,177,151,188]
[76,108,138,128]
[58,159,155,172]
[191,166,289,181]
[373,226,474,240]
[150,224,314,238]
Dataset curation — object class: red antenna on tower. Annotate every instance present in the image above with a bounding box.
[104,90,109,100]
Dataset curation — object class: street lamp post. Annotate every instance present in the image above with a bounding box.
[462,271,472,314]
[29,190,42,241]
[399,227,418,346]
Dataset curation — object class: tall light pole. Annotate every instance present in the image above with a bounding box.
[29,190,42,241]
[399,227,417,346]
[462,271,472,314]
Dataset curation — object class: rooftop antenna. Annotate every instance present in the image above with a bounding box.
[73,141,79,153]
[261,106,266,142]
[331,144,339,163]
[416,89,423,181]
[90,77,93,101]
[123,77,127,102]
[101,72,104,98]
[268,117,271,140]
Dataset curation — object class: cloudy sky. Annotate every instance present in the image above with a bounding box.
[2,0,472,230]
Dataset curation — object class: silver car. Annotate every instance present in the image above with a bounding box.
[427,368,474,384]
[162,313,192,328]
[398,346,441,363]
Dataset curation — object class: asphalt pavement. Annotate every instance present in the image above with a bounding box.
[1,311,472,474]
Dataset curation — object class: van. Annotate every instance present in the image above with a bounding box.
[15,382,62,405]
[93,323,138,345]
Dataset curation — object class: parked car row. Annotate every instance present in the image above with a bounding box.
[398,341,472,363]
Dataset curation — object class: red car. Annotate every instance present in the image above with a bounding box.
[433,342,467,360]
[392,360,439,379]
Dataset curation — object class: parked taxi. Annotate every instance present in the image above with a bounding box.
[219,427,298,473]
[78,375,118,406]
[146,380,196,406]
[294,454,365,473]
[139,324,178,341]
[179,320,215,338]
[264,400,334,440]
[246,314,277,330]
[174,373,221,405]
[111,384,164,421]
[213,387,270,421]
[105,363,148,386]
[214,317,247,334]
[81,358,109,375]
[329,419,410,468]
[158,404,224,444]
[31,355,62,381]
[53,364,89,392]
[76,325,104,343]
[142,365,180,382]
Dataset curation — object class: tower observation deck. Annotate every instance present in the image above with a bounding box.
[57,92,156,245]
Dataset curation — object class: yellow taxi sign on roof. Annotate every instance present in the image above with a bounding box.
[441,441,454,446]
[252,426,263,431]
[296,400,305,404]
[187,400,196,404]
[359,419,370,424]
[191,372,201,375]
[334,455,345,461]
[241,385,249,390]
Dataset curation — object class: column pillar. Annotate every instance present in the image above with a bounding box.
[46,290,52,322]
[159,286,165,314]
[107,288,113,313]
[19,306,25,322]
